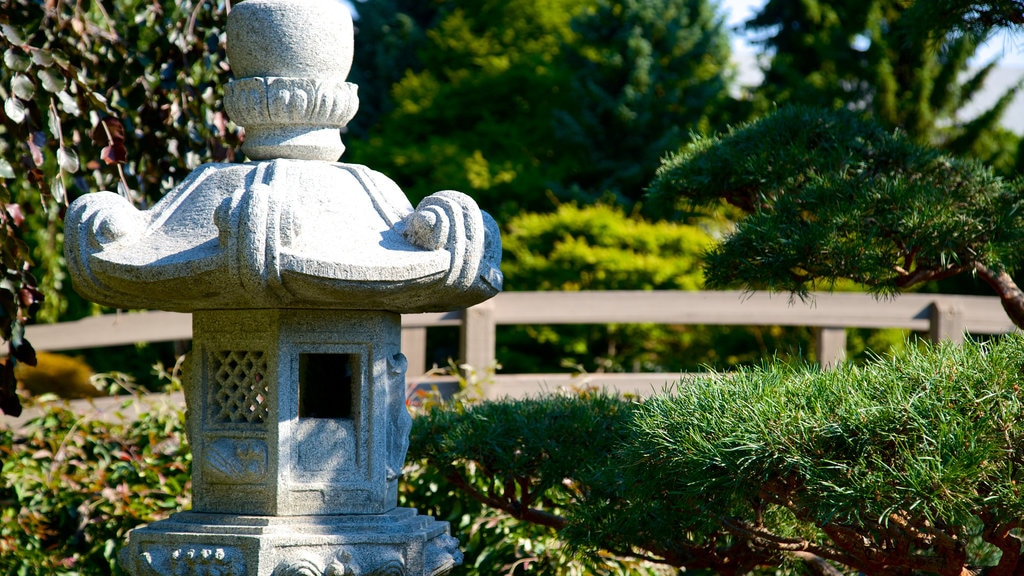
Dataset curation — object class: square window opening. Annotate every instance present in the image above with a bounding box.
[299,353,355,419]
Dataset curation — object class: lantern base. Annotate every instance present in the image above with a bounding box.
[118,508,462,576]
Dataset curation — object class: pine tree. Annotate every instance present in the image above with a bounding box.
[748,0,1023,173]
[648,106,1024,327]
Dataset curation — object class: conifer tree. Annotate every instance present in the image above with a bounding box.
[748,0,1022,173]
[347,0,735,216]
[552,0,735,206]
[649,106,1024,327]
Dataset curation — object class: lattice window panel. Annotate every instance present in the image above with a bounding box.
[211,350,270,423]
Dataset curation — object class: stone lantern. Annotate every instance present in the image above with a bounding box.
[63,1,502,574]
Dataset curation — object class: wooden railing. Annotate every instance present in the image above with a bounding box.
[22,291,1016,399]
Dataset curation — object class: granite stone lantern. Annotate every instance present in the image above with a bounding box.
[63,1,502,574]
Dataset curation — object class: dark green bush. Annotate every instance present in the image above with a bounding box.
[414,334,1024,574]
[407,390,663,575]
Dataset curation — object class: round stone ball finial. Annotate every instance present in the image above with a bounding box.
[224,0,359,162]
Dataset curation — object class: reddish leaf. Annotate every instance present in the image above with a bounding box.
[5,204,24,227]
[17,286,41,308]
[26,167,44,187]
[26,132,45,167]
[100,142,128,165]
[91,116,125,147]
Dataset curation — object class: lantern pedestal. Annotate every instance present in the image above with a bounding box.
[119,510,461,576]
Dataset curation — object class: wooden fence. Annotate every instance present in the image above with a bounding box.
[21,290,1016,399]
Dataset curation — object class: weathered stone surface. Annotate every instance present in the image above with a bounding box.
[118,509,463,576]
[64,160,502,313]
[225,0,356,161]
[64,0,491,574]
[184,309,409,516]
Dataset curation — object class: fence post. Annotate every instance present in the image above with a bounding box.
[929,301,966,344]
[401,326,428,377]
[816,327,847,369]
[460,300,497,375]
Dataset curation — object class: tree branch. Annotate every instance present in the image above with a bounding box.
[979,509,1022,576]
[443,470,569,530]
[975,262,1024,329]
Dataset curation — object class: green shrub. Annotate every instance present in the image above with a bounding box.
[0,401,190,575]
[408,389,661,575]
[498,203,907,373]
[580,333,1024,574]
[413,334,1024,574]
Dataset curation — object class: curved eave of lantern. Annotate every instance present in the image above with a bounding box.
[64,159,503,313]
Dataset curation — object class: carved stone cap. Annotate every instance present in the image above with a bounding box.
[225,0,357,162]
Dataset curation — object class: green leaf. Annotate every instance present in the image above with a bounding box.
[3,48,31,72]
[37,68,66,93]
[30,50,53,67]
[47,103,60,139]
[0,24,24,46]
[52,177,66,205]
[0,158,14,180]
[3,98,27,124]
[10,74,35,100]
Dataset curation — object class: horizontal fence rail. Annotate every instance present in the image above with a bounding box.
[15,291,1016,404]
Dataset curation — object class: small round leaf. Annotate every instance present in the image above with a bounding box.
[10,74,34,100]
[0,158,14,179]
[52,177,66,205]
[3,98,27,124]
[0,25,24,46]
[57,90,79,115]
[31,50,53,67]
[3,48,30,72]
[57,147,79,174]
[38,68,66,93]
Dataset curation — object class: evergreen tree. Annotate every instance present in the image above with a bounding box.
[347,0,736,217]
[748,0,1023,174]
[648,106,1024,327]
[552,0,736,206]
[348,0,589,219]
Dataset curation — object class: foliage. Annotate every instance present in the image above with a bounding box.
[413,335,1024,574]
[606,333,1024,574]
[550,0,736,206]
[502,204,713,293]
[407,390,664,575]
[498,203,786,373]
[0,0,241,414]
[901,0,1024,40]
[347,0,736,218]
[746,0,1023,175]
[0,401,190,575]
[648,105,1024,327]
[14,351,100,399]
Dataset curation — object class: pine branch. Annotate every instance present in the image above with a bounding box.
[974,262,1024,329]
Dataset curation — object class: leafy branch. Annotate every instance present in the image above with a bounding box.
[647,105,1024,328]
